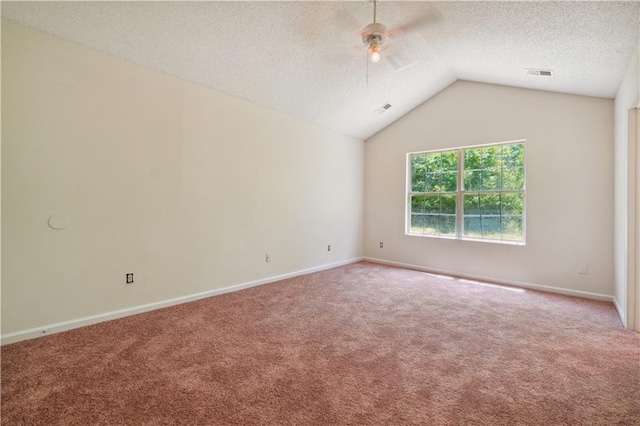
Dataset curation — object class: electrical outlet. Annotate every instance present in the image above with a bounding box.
[265,253,271,263]
[126,273,134,284]
[379,242,384,248]
[578,264,588,274]
[328,245,331,251]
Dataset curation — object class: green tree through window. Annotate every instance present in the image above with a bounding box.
[408,141,525,242]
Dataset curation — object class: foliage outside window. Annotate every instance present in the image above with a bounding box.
[408,141,525,243]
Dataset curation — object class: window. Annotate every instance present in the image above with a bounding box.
[407,141,525,243]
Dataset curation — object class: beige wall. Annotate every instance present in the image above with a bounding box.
[365,81,614,297]
[1,20,364,335]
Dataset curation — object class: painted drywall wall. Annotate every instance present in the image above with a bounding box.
[614,44,640,328]
[365,81,614,297]
[1,20,364,335]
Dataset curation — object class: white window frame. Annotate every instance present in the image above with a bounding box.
[406,140,526,245]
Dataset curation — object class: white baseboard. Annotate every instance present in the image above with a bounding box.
[364,257,614,302]
[612,297,627,327]
[1,257,363,346]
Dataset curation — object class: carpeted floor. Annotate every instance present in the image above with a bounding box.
[2,262,639,425]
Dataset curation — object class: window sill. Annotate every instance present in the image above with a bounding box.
[406,232,526,246]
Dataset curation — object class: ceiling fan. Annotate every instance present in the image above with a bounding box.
[360,0,440,70]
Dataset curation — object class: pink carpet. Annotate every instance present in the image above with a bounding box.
[2,262,639,424]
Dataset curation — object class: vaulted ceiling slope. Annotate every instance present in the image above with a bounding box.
[2,1,639,140]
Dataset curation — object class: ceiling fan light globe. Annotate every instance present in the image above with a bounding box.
[370,51,381,63]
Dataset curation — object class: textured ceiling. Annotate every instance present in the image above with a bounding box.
[2,1,639,140]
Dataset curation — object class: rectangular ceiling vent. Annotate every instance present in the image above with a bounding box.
[526,68,554,77]
[374,103,392,115]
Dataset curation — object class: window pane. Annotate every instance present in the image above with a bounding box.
[425,152,441,173]
[501,193,524,216]
[425,215,439,235]
[411,214,425,234]
[482,145,502,169]
[441,195,456,215]
[464,170,482,191]
[440,215,456,236]
[482,216,501,239]
[424,195,439,214]
[464,194,480,215]
[425,173,441,192]
[462,193,525,241]
[502,143,524,169]
[411,154,427,192]
[442,171,457,192]
[501,191,524,241]
[464,148,482,170]
[463,193,481,238]
[464,216,482,238]
[502,167,524,191]
[414,195,458,236]
[410,195,426,234]
[411,195,425,213]
[441,150,458,171]
[440,194,457,236]
[480,193,500,215]
[501,216,523,241]
[481,169,501,191]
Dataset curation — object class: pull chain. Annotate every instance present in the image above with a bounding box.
[366,50,369,89]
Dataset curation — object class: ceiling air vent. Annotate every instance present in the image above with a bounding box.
[526,68,554,77]
[374,103,392,115]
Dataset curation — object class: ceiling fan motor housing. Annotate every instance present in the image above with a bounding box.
[362,22,387,47]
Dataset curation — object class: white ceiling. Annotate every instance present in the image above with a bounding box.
[2,1,639,140]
